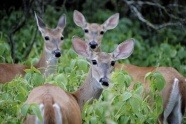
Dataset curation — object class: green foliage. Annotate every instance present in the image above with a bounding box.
[145,71,166,92]
[0,77,31,123]
[82,70,164,124]
[0,67,45,123]
[24,66,45,87]
[130,39,186,77]
[0,32,13,63]
[21,103,42,122]
[0,5,185,124]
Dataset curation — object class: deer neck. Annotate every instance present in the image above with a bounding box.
[34,48,58,77]
[72,67,103,111]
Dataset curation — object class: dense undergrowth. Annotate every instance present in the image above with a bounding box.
[0,5,185,124]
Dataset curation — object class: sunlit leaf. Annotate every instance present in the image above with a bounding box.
[21,104,30,116]
[31,104,42,122]
[122,92,132,101]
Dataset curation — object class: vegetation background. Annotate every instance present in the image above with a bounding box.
[0,0,186,123]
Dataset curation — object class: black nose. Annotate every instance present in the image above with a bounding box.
[99,78,109,87]
[54,50,61,58]
[89,41,98,49]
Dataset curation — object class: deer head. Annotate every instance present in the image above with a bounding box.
[73,10,119,51]
[72,36,134,88]
[35,13,66,58]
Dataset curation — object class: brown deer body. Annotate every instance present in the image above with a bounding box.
[73,10,186,124]
[23,37,134,124]
[115,63,186,124]
[24,84,81,124]
[0,13,66,83]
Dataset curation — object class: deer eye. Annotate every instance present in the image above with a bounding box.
[92,60,97,65]
[111,61,115,66]
[100,31,104,35]
[84,29,89,33]
[61,36,64,40]
[45,36,50,40]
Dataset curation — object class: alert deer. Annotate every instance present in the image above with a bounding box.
[0,13,66,83]
[23,37,134,124]
[73,11,186,124]
[73,10,119,52]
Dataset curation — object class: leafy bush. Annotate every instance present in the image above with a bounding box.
[0,32,12,63]
[0,77,31,123]
[0,5,185,124]
[82,70,164,124]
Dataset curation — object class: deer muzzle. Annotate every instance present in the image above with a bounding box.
[53,49,61,58]
[99,77,109,87]
[89,41,98,49]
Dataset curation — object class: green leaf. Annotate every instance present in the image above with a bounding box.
[78,59,88,71]
[2,93,10,100]
[24,72,32,80]
[134,85,144,94]
[121,92,132,101]
[133,94,143,101]
[170,49,177,57]
[55,74,67,85]
[153,72,165,91]
[24,69,32,73]
[31,104,42,122]
[123,74,132,87]
[32,73,44,86]
[31,58,39,65]
[16,93,26,102]
[32,66,41,74]
[129,98,140,113]
[0,44,5,55]
[116,74,125,84]
[144,72,152,81]
[19,86,29,96]
[155,96,163,114]
[21,104,30,116]
[90,116,97,123]
[119,116,129,124]
[70,59,76,68]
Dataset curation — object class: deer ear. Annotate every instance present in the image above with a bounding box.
[35,12,46,32]
[57,14,66,30]
[102,13,119,31]
[72,36,89,58]
[73,10,87,28]
[113,38,134,60]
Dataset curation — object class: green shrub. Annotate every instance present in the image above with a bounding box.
[0,6,185,124]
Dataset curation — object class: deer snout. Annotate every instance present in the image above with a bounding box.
[99,77,109,87]
[89,41,98,49]
[53,50,61,58]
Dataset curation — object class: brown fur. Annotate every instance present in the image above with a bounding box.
[70,37,134,112]
[73,10,119,52]
[0,50,49,83]
[0,17,64,84]
[0,46,51,84]
[72,67,104,111]
[0,64,29,83]
[74,9,186,124]
[115,63,186,123]
[43,94,56,124]
[24,37,134,124]
[24,84,82,124]
[75,11,186,123]
[84,23,104,51]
